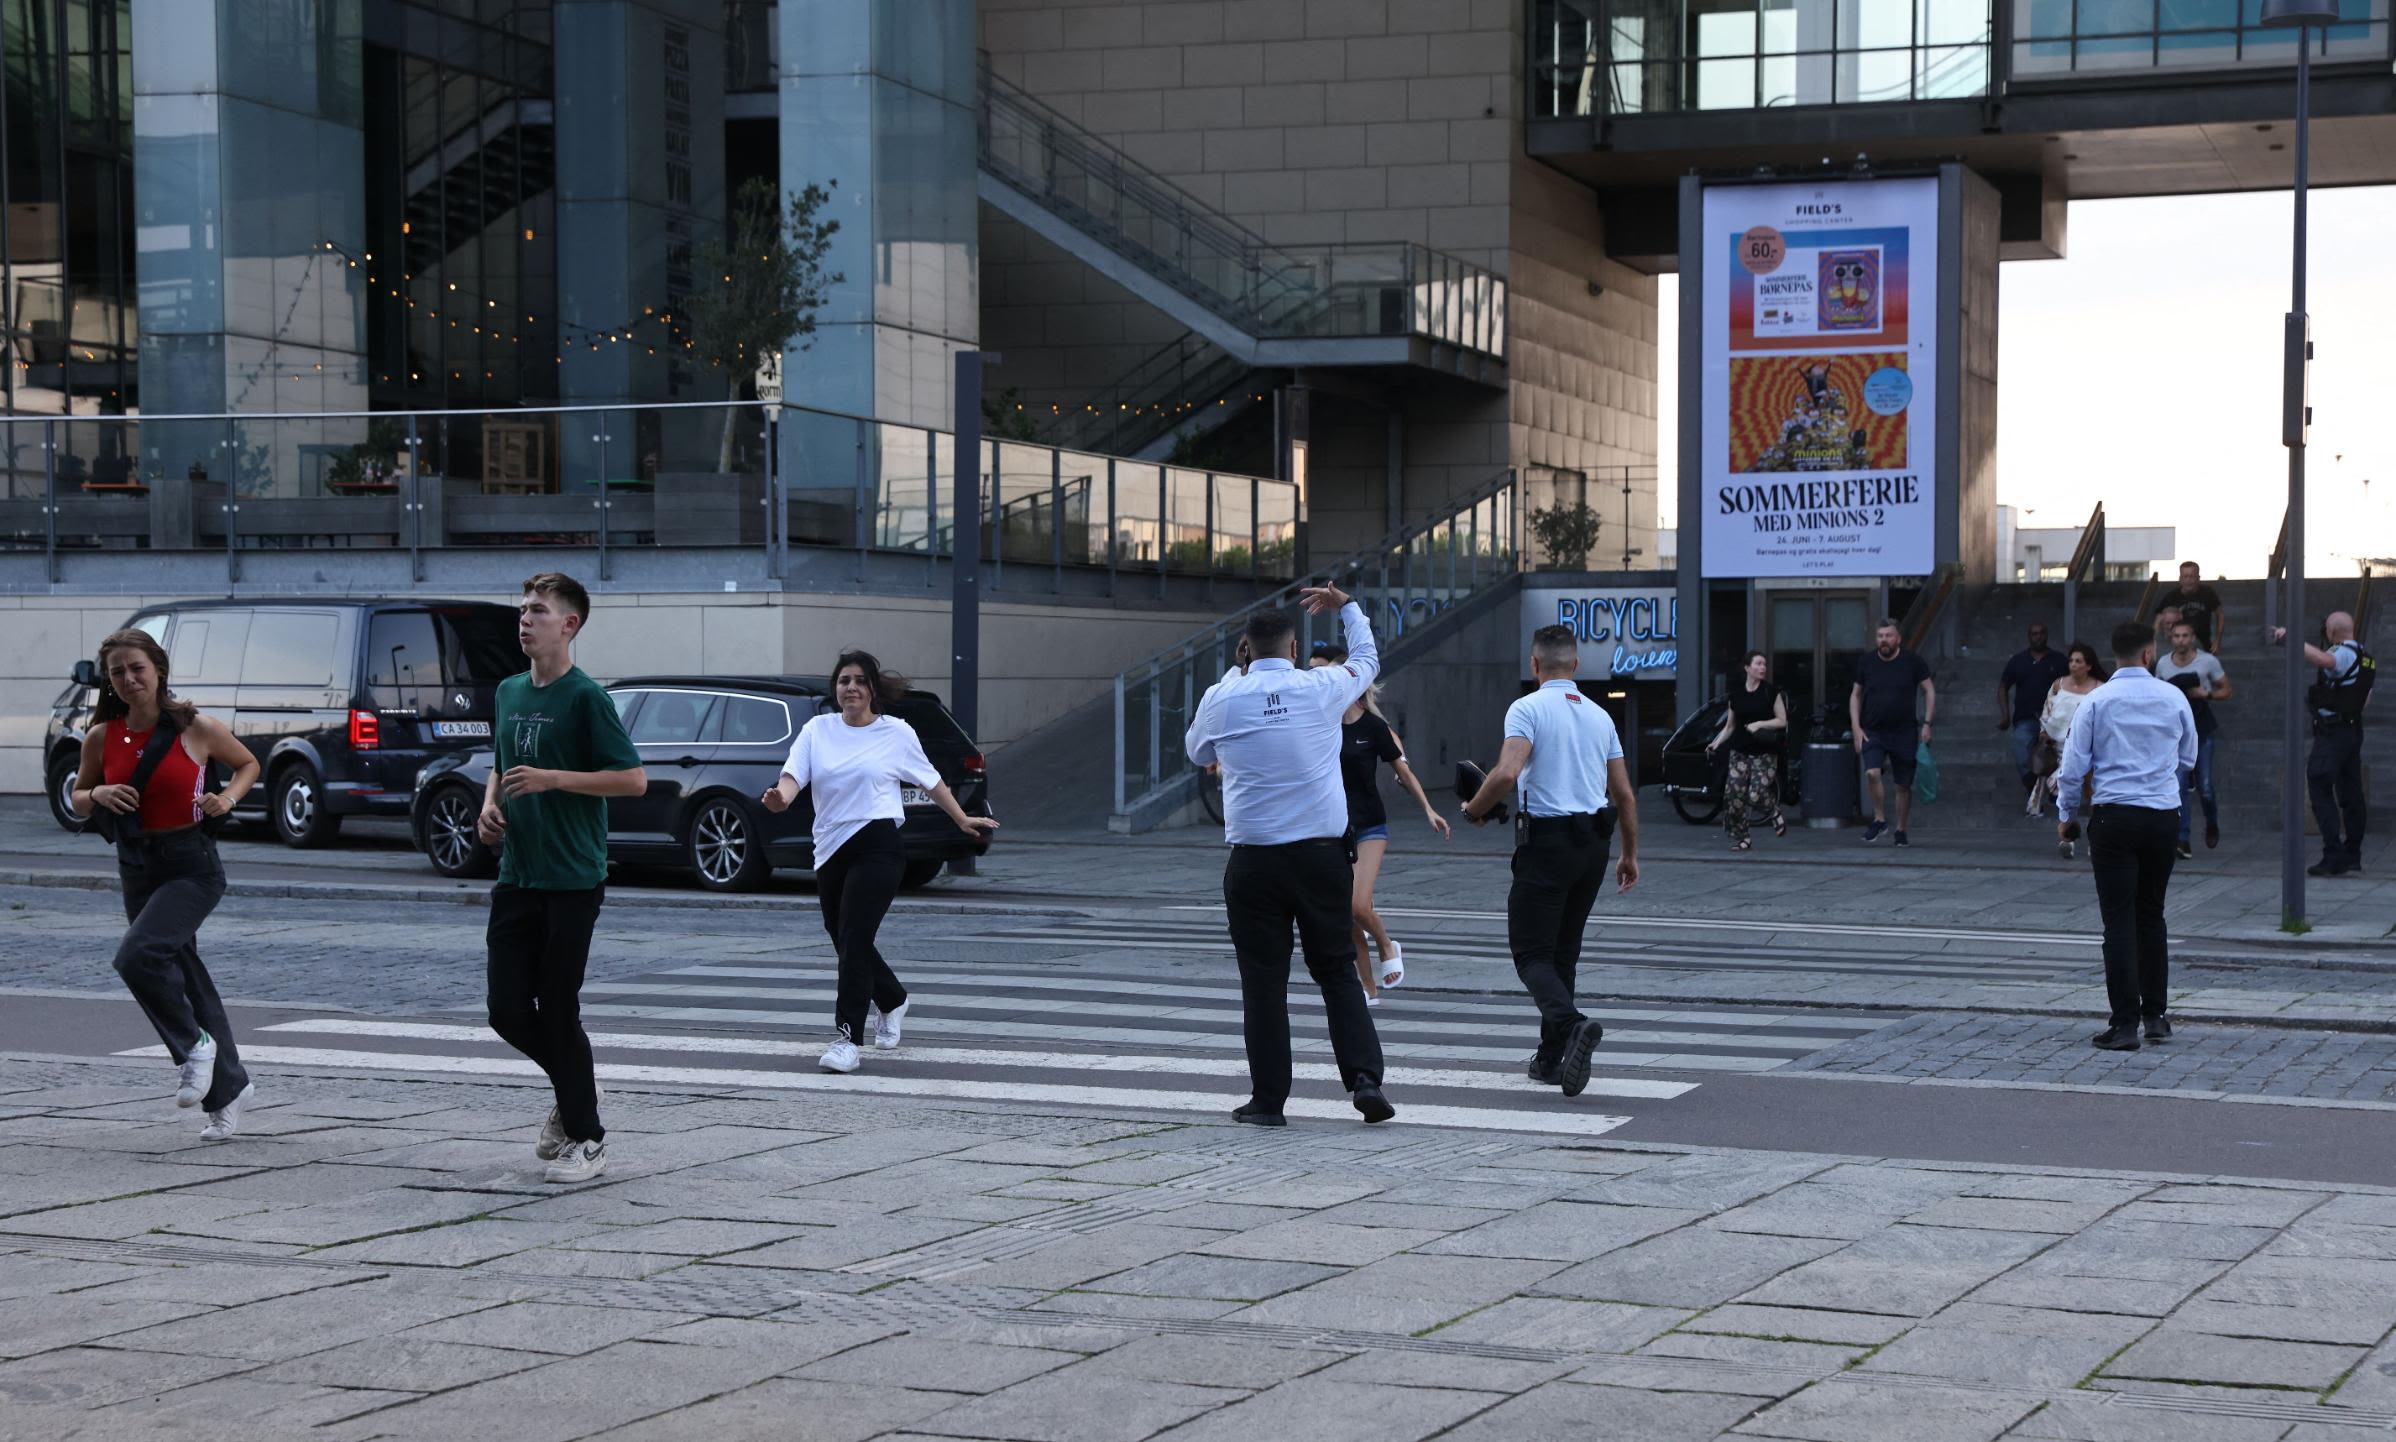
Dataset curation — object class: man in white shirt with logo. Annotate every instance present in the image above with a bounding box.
[1461,624,1640,1097]
[2055,621,2199,1051]
[1185,584,1393,1128]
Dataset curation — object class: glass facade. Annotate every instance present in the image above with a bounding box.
[2,0,136,416]
[2013,0,2387,76]
[362,0,555,411]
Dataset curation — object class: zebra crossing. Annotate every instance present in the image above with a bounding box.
[142,945,1900,1140]
[970,914,2089,985]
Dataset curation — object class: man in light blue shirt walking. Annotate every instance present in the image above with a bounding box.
[2055,621,2200,1051]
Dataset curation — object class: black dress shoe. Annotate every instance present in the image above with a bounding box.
[1231,1101,1286,1127]
[1557,1018,1605,1098]
[1525,1054,1559,1085]
[1351,1084,1395,1124]
[2090,1026,2142,1051]
[2143,1016,2172,1042]
[2204,825,2220,850]
[2309,858,2343,878]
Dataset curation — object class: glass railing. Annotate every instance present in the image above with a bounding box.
[1534,0,1994,114]
[0,399,1298,589]
[980,60,1507,359]
[2011,0,2386,77]
[1530,0,2385,116]
[1112,468,1521,820]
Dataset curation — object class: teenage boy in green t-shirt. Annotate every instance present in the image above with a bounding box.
[477,572,646,1183]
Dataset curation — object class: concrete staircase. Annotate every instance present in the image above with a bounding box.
[1925,578,2392,834]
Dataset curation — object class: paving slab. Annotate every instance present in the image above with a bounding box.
[902,1370,1246,1442]
[2103,1329,2368,1390]
[1439,1379,1764,1442]
[1733,1376,2044,1441]
[792,1336,1079,1393]
[1143,1376,1502,1442]
[1531,1225,1847,1306]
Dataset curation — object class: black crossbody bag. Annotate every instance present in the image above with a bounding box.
[88,715,223,847]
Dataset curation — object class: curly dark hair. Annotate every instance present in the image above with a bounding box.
[2064,640,2108,681]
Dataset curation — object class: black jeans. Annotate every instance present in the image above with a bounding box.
[2308,724,2367,867]
[818,819,907,1046]
[1508,814,1613,1064]
[1222,837,1384,1110]
[2088,805,2176,1028]
[487,883,606,1142]
[115,829,249,1112]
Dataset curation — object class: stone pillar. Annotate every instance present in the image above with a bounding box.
[779,0,979,428]
[553,0,726,485]
[131,0,366,494]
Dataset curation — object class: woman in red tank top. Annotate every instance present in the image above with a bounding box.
[70,627,261,1139]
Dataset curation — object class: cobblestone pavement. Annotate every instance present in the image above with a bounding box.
[5,1055,2396,1441]
[1787,1013,2396,1105]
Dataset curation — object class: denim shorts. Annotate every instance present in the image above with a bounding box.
[1352,824,1390,844]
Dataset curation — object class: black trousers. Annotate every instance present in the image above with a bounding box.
[2088,805,2176,1028]
[818,819,907,1046]
[2308,724,2367,867]
[1508,815,1612,1064]
[1222,837,1384,1110]
[487,883,606,1142]
[115,830,249,1112]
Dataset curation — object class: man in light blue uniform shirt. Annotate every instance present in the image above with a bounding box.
[1461,624,1641,1098]
[2056,621,2199,1051]
[1185,584,1393,1128]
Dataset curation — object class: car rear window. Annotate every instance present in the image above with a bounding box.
[369,608,524,689]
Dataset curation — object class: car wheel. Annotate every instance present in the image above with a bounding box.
[900,858,947,891]
[46,751,86,834]
[421,783,497,879]
[687,796,770,892]
[1669,790,1723,825]
[271,764,343,848]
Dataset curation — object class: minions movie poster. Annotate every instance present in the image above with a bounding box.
[1700,178,1938,577]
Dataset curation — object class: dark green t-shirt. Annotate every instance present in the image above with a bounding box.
[493,666,641,890]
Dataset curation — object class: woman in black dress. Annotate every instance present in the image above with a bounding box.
[1706,650,1789,851]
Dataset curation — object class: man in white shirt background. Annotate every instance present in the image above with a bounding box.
[1184,585,1394,1128]
[2056,621,2200,1052]
[1460,624,1640,1098]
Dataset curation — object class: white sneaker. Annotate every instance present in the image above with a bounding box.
[199,1081,256,1141]
[534,1083,601,1160]
[175,1032,217,1109]
[873,1000,909,1050]
[1378,940,1405,990]
[544,1139,607,1184]
[820,1038,862,1073]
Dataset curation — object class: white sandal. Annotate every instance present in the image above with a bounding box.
[1378,940,1405,990]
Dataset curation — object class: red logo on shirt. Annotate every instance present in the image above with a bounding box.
[1566,693,1583,704]
[1344,666,1358,677]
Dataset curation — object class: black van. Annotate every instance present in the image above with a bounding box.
[45,598,524,846]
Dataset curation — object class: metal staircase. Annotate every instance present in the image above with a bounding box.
[1111,468,1524,829]
[977,57,1509,439]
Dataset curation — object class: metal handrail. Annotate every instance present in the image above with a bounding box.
[2132,570,2164,628]
[1046,334,1259,456]
[1118,467,1519,687]
[2064,501,2106,583]
[1900,562,1963,654]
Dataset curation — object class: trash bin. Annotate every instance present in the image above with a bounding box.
[1802,742,1856,828]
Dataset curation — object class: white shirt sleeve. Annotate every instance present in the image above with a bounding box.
[2054,695,2094,822]
[1301,603,1381,719]
[892,721,941,790]
[1185,682,1223,767]
[779,720,813,789]
[1503,695,1538,744]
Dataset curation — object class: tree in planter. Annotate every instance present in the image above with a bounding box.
[983,385,1040,443]
[1528,500,1604,571]
[690,176,843,471]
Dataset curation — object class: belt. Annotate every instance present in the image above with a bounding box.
[1524,811,1606,832]
[1228,835,1345,852]
[2089,803,2175,816]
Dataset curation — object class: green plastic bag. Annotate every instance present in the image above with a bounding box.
[1913,743,1940,804]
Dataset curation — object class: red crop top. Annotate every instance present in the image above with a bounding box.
[100,721,208,834]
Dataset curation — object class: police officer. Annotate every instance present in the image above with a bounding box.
[1185,584,1394,1128]
[2274,611,2374,877]
[1460,624,1640,1098]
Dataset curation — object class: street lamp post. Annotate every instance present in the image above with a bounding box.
[2262,0,2338,929]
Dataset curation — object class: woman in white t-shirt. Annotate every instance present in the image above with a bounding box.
[763,650,998,1074]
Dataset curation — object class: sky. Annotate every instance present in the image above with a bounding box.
[1655,185,2396,580]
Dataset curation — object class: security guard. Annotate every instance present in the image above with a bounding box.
[1184,584,1393,1127]
[2275,610,2374,876]
[1461,624,1640,1097]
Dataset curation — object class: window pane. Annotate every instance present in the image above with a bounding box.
[368,611,440,687]
[628,690,717,744]
[184,612,249,684]
[242,611,339,685]
[718,694,792,745]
